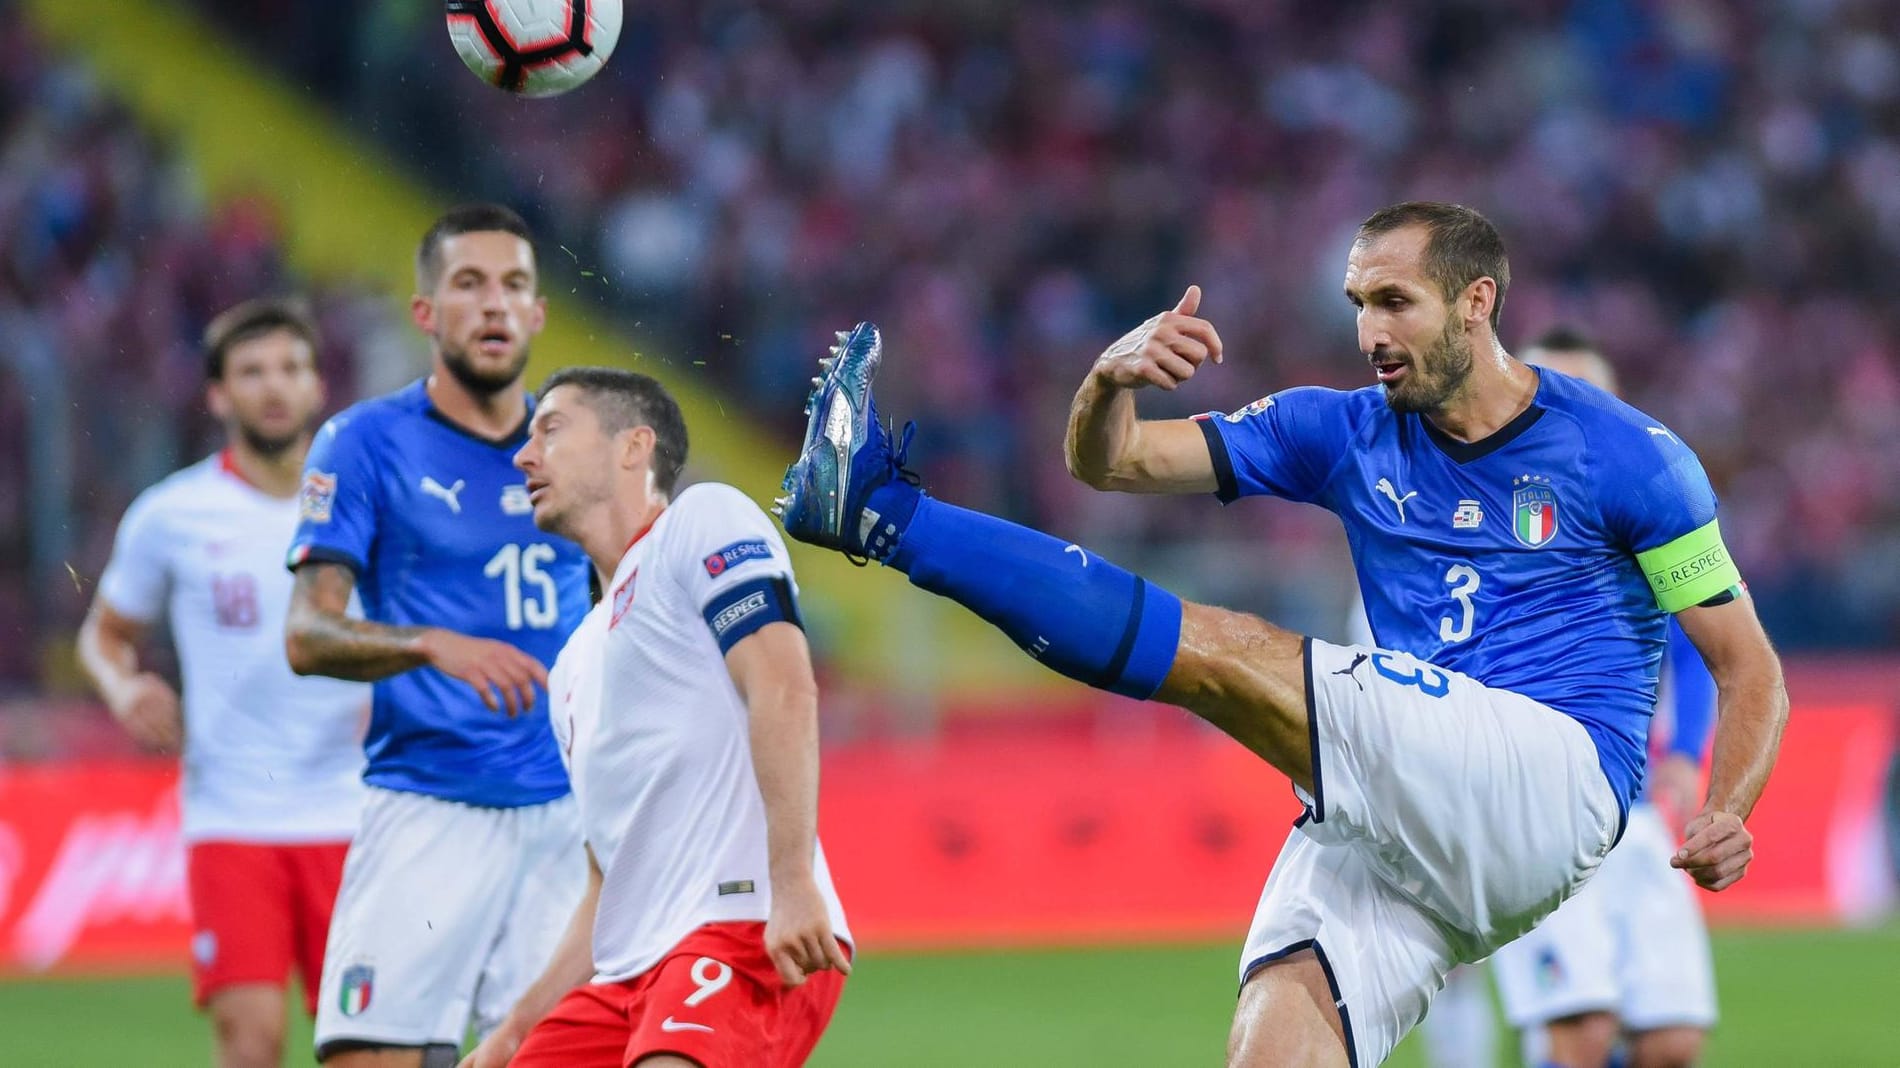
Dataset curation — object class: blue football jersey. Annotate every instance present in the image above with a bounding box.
[1200,369,1736,813]
[287,380,591,807]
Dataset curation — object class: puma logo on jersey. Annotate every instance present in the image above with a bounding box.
[419,476,465,514]
[1646,426,1676,442]
[1374,478,1418,522]
[1064,544,1088,567]
[1332,652,1368,691]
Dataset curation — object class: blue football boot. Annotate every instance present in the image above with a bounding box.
[773,322,915,561]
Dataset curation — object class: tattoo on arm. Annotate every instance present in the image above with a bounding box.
[285,563,432,681]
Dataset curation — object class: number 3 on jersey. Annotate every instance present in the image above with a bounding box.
[484,543,560,630]
[1440,564,1480,644]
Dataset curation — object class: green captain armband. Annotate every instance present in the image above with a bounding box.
[1636,520,1743,612]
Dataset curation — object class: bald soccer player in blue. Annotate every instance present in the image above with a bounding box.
[771,202,1786,1067]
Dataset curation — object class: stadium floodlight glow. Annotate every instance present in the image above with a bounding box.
[445,0,624,98]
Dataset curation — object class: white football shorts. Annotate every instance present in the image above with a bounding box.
[314,787,587,1055]
[1239,639,1621,1067]
[1491,802,1717,1035]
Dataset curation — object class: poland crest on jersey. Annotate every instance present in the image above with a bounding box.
[1512,477,1559,547]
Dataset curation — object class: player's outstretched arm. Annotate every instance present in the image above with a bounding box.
[1065,285,1225,494]
[285,561,548,715]
[458,849,604,1068]
[726,621,852,988]
[76,599,182,753]
[1670,592,1789,892]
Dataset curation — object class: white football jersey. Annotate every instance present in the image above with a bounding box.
[549,483,850,983]
[98,452,368,842]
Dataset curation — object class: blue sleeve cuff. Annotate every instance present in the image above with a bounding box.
[1198,418,1239,504]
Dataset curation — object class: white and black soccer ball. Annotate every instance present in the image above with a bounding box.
[445,0,624,98]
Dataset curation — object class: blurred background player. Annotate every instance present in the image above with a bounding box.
[462,368,851,1068]
[77,297,370,1068]
[284,204,593,1067]
[1487,329,1720,1068]
[1358,327,1722,1068]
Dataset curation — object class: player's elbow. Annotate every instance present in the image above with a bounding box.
[1065,451,1112,491]
[283,623,321,676]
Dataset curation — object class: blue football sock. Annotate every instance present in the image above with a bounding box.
[875,488,1181,699]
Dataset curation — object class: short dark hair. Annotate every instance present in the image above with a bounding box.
[416,202,536,291]
[539,367,690,496]
[1356,202,1511,331]
[1526,324,1596,354]
[203,296,319,380]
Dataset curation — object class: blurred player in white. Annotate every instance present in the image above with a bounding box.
[78,297,369,1068]
[461,367,851,1068]
[285,205,593,1067]
[1487,329,1719,1068]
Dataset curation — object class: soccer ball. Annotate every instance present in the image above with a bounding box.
[445,0,624,98]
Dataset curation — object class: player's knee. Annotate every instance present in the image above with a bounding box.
[208,992,286,1068]
[1543,1010,1619,1068]
[1629,1026,1706,1068]
[211,1015,284,1068]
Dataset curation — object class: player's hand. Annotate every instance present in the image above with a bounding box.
[456,1023,524,1068]
[1090,286,1224,392]
[1647,753,1702,835]
[1670,808,1753,891]
[420,630,549,717]
[764,882,852,988]
[109,673,183,752]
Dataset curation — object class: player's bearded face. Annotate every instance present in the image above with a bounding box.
[1383,307,1474,413]
[217,333,324,456]
[422,232,545,396]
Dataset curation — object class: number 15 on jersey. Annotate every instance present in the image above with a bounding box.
[485,543,560,630]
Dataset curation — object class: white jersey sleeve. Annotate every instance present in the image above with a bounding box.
[664,483,803,653]
[97,487,173,623]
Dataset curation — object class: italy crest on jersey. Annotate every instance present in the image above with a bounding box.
[1513,479,1559,547]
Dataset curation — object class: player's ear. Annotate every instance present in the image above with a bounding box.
[528,294,547,334]
[1463,277,1496,329]
[410,293,435,335]
[621,425,655,472]
[206,379,231,421]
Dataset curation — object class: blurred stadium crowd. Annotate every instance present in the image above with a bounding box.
[3,2,1898,734]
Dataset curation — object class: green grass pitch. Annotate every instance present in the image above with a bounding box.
[1,923,1892,1065]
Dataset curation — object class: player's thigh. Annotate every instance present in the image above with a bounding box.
[1231,951,1350,1068]
[1156,602,1313,786]
[315,789,527,1053]
[187,842,297,1008]
[510,983,635,1068]
[1489,872,1618,1030]
[1613,807,1717,1032]
[1237,829,1459,1067]
[1299,638,1620,945]
[628,922,846,1068]
[1627,1024,1707,1068]
[471,795,589,1036]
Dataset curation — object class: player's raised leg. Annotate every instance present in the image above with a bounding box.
[774,323,1316,794]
